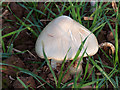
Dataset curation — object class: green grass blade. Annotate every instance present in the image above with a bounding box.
[57,48,71,88]
[76,3,82,24]
[62,79,74,88]
[90,2,111,30]
[85,65,95,81]
[99,48,113,63]
[17,2,29,11]
[87,55,116,88]
[114,3,119,65]
[1,53,12,58]
[42,45,57,86]
[62,36,88,85]
[78,79,101,88]
[54,3,61,13]
[74,48,87,88]
[7,43,13,54]
[98,78,106,88]
[104,14,115,38]
[1,39,6,53]
[83,59,90,80]
[115,76,119,88]
[2,28,27,38]
[43,3,57,17]
[59,5,71,16]
[28,7,46,16]
[97,55,105,70]
[1,63,53,88]
[60,2,66,15]
[92,22,106,33]
[7,6,38,37]
[17,77,28,89]
[69,2,77,20]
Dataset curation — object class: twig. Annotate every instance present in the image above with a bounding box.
[67,82,74,87]
[7,46,22,53]
[27,50,37,59]
[37,83,46,88]
[40,19,51,22]
[9,75,15,81]
[99,42,115,55]
[2,10,9,16]
[84,17,94,20]
[112,1,118,13]
[6,46,37,58]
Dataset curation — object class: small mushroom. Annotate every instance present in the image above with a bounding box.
[35,15,98,74]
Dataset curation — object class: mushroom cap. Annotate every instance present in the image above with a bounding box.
[35,15,98,61]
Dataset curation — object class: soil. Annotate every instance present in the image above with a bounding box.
[2,2,120,89]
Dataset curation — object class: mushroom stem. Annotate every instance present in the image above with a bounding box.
[51,59,63,69]
[69,58,83,75]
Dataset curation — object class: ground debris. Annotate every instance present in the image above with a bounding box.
[2,55,25,76]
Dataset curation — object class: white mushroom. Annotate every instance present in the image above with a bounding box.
[35,15,98,74]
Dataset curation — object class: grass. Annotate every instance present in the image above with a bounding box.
[1,1,120,89]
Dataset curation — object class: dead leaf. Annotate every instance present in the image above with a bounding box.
[2,55,25,76]
[13,76,36,89]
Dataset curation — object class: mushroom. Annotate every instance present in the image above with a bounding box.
[35,15,99,74]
